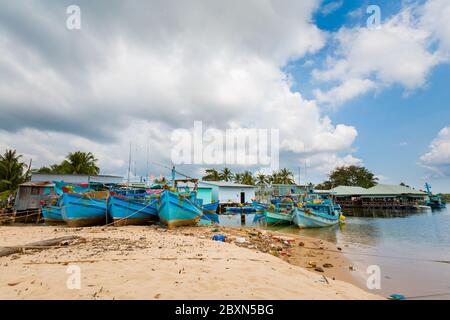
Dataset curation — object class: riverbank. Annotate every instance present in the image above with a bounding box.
[0,225,380,300]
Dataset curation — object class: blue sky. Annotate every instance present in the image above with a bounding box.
[286,0,450,192]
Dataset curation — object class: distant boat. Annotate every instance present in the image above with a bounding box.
[42,205,64,225]
[157,189,203,228]
[292,203,340,228]
[203,201,219,214]
[60,192,108,227]
[424,183,446,209]
[108,195,158,226]
[225,206,255,214]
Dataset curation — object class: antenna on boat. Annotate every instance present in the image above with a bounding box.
[152,162,197,181]
[304,159,308,185]
[127,142,131,188]
[146,139,149,184]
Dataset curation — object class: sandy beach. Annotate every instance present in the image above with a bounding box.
[0,224,381,300]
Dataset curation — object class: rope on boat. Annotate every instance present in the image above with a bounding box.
[103,199,156,227]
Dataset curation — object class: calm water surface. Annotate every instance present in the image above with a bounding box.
[218,207,450,299]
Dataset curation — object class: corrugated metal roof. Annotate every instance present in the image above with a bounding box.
[200,181,256,188]
[19,181,54,187]
[363,184,426,196]
[330,186,370,196]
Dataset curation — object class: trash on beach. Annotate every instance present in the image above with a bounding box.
[235,237,246,243]
[212,234,226,242]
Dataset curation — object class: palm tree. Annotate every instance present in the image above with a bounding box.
[269,171,280,184]
[59,151,100,175]
[256,173,267,185]
[279,168,295,184]
[241,171,255,185]
[234,173,243,184]
[220,167,233,182]
[0,149,30,192]
[202,168,221,181]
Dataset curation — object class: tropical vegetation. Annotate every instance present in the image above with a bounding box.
[0,149,31,193]
[315,165,378,190]
[202,167,296,186]
[34,151,100,175]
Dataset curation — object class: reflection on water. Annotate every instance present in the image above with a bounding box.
[216,206,450,299]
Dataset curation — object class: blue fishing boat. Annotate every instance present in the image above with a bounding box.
[252,201,268,213]
[264,197,294,225]
[200,213,220,224]
[60,192,108,227]
[424,183,446,209]
[108,195,158,226]
[53,180,91,195]
[157,189,203,228]
[225,206,255,214]
[203,201,219,214]
[292,201,341,228]
[42,205,64,225]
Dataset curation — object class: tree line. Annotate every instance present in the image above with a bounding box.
[202,168,295,185]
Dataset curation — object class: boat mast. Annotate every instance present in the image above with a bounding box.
[127,142,131,188]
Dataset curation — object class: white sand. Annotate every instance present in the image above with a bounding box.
[0,225,381,300]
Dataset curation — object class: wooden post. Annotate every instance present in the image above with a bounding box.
[241,213,245,225]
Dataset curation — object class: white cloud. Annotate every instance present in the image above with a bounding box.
[0,0,360,178]
[420,126,450,177]
[320,0,343,16]
[314,78,376,106]
[313,2,448,106]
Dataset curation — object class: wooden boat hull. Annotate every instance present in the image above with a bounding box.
[61,193,108,228]
[157,190,202,228]
[265,210,292,225]
[293,207,339,228]
[42,206,65,225]
[108,196,158,226]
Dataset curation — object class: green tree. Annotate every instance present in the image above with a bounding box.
[202,168,221,181]
[240,171,255,185]
[34,152,100,175]
[59,151,99,175]
[234,173,243,184]
[314,181,333,190]
[220,167,233,182]
[317,165,378,189]
[256,173,267,185]
[279,168,295,184]
[0,149,30,192]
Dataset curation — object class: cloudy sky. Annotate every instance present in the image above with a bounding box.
[0,0,449,192]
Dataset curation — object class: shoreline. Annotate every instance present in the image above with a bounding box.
[0,224,382,300]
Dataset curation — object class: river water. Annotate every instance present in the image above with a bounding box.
[217,206,450,300]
